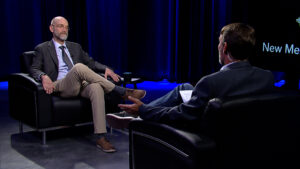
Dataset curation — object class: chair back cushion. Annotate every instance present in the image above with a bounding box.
[202,91,300,169]
[20,51,35,73]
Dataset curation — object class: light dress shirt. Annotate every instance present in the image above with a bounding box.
[52,39,74,80]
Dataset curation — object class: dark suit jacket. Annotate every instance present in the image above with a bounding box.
[139,61,275,129]
[30,40,108,82]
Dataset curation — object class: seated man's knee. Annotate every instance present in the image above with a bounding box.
[71,63,91,74]
[180,83,194,90]
[73,63,86,70]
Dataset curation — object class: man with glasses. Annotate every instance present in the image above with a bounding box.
[30,16,146,153]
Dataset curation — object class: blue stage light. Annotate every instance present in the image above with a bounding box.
[0,81,8,90]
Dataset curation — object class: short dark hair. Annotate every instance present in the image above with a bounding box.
[220,23,256,60]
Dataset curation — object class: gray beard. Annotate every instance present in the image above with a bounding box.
[59,34,68,41]
[54,32,68,41]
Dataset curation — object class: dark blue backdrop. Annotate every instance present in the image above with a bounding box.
[1,0,233,84]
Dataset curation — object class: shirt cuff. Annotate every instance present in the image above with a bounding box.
[138,104,149,119]
[39,73,46,81]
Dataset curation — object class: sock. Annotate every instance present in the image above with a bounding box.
[112,85,126,96]
[96,133,106,139]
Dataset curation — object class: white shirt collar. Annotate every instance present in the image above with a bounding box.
[52,39,66,49]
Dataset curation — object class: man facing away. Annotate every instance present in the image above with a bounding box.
[30,16,146,153]
[107,23,275,131]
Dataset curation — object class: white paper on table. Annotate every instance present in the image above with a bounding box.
[179,90,193,103]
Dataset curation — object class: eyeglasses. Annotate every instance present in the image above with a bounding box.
[52,24,70,30]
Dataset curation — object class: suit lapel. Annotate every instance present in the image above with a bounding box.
[66,42,77,64]
[47,41,59,67]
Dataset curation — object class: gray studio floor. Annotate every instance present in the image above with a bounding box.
[0,89,130,169]
[0,80,176,169]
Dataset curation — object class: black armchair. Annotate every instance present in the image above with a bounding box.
[9,51,121,144]
[129,91,300,169]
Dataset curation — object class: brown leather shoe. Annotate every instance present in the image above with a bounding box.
[96,137,116,153]
[122,89,146,100]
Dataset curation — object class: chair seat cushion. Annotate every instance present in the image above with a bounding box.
[52,96,93,125]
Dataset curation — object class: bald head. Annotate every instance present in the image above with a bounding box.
[51,16,68,26]
[49,16,69,44]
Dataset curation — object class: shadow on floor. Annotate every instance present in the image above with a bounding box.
[10,126,130,169]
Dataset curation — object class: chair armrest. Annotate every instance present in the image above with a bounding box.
[8,73,43,91]
[128,120,216,169]
[8,73,53,129]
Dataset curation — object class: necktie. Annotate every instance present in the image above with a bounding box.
[59,46,73,70]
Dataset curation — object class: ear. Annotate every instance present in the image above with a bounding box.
[223,42,228,54]
[49,25,54,33]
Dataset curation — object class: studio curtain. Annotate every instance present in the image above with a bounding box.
[1,0,230,84]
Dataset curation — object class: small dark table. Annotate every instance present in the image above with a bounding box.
[121,77,143,89]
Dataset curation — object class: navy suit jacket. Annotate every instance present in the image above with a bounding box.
[30,40,108,82]
[139,61,275,128]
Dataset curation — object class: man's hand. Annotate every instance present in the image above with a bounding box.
[105,68,120,82]
[41,75,55,94]
[118,96,144,117]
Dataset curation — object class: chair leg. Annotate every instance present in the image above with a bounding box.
[42,131,47,145]
[110,126,113,134]
[19,121,23,134]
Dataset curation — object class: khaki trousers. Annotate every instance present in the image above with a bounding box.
[54,63,115,134]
